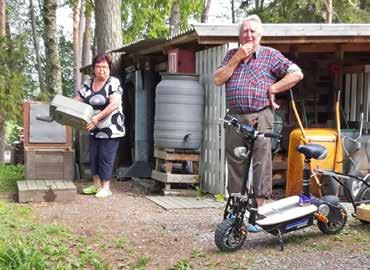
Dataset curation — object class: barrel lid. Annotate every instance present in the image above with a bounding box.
[160,72,199,80]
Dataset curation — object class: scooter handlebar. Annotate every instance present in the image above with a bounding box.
[262,132,283,139]
[222,116,281,139]
[223,115,239,127]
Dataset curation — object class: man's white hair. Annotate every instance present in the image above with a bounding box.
[240,14,263,34]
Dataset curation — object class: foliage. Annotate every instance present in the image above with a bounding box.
[6,0,45,100]
[5,120,22,146]
[0,164,24,192]
[214,193,225,202]
[240,0,370,23]
[121,0,204,44]
[0,202,109,269]
[58,31,74,97]
[195,186,204,197]
[0,36,27,122]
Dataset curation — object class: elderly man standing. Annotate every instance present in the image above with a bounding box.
[214,15,303,232]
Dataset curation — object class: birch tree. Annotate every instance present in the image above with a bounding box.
[72,0,81,92]
[81,0,93,82]
[0,0,5,162]
[169,0,180,36]
[43,0,62,95]
[29,0,46,93]
[325,0,333,23]
[201,0,212,23]
[0,0,5,37]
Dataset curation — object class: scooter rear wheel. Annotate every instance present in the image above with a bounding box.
[317,205,347,234]
[214,218,246,251]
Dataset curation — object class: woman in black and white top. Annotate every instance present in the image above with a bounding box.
[74,53,125,198]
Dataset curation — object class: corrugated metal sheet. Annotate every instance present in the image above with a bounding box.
[192,23,370,37]
[112,23,370,56]
[112,38,167,54]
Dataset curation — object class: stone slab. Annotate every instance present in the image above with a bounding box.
[146,195,224,210]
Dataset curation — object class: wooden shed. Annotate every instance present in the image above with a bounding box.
[111,23,370,195]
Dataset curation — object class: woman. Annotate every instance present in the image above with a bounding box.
[75,53,125,198]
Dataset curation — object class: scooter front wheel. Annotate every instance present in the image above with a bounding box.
[214,218,246,251]
[317,205,347,234]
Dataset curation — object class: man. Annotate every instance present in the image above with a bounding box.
[214,15,303,232]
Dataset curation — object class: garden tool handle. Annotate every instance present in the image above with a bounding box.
[290,90,307,141]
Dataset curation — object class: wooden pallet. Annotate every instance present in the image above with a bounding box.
[17,180,76,203]
[151,148,200,196]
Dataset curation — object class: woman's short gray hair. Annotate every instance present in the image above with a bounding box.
[239,14,263,34]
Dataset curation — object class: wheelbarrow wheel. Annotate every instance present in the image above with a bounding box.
[344,171,365,202]
[355,184,370,224]
[318,205,347,234]
[214,218,246,251]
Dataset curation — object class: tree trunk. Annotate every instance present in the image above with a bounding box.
[29,0,46,93]
[81,1,92,83]
[260,0,264,11]
[0,0,4,163]
[169,0,180,36]
[325,0,333,24]
[0,0,5,36]
[359,0,367,10]
[231,0,235,23]
[94,0,123,74]
[201,0,212,23]
[79,0,85,62]
[0,116,4,163]
[73,0,81,93]
[43,0,62,95]
[255,0,260,10]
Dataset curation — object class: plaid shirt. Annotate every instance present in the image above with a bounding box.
[221,46,293,113]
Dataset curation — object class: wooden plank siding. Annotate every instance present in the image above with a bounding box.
[344,65,370,123]
[196,44,231,195]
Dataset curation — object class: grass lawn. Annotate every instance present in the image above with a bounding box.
[0,202,109,269]
[0,165,110,269]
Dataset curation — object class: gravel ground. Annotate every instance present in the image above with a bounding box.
[28,180,370,270]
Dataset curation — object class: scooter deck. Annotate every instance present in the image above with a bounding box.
[256,196,317,226]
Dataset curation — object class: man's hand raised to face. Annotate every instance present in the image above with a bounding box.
[234,43,254,63]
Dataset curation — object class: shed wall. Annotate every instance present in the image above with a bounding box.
[196,44,236,195]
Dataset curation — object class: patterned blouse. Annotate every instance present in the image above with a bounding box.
[78,76,125,139]
[221,46,295,113]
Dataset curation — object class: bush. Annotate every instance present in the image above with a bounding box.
[0,164,24,192]
[5,120,22,147]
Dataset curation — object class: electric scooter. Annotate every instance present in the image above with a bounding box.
[214,115,348,251]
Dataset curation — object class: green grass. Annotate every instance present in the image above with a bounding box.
[133,256,151,270]
[0,164,24,192]
[0,202,108,269]
[170,259,192,270]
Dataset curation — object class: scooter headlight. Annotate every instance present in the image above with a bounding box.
[318,204,330,216]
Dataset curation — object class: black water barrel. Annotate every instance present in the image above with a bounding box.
[154,73,204,149]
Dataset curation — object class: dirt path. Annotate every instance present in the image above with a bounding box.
[31,180,370,270]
